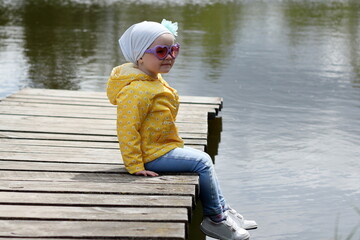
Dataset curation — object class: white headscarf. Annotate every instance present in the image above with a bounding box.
[119,21,172,65]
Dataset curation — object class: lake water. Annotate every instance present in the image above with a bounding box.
[1,0,359,239]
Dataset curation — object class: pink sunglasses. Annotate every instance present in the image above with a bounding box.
[144,43,180,60]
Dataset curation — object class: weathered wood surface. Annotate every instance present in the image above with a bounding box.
[0,205,188,222]
[0,192,192,208]
[0,220,185,239]
[0,180,196,196]
[0,171,199,187]
[5,88,223,108]
[0,88,223,239]
[0,130,206,141]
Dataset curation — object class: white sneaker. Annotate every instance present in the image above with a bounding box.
[200,216,250,240]
[225,207,258,230]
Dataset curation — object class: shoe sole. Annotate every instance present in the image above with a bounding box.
[200,225,250,240]
[245,225,258,230]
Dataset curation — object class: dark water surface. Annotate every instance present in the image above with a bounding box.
[1,0,360,239]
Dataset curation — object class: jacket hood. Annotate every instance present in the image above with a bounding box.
[107,63,158,105]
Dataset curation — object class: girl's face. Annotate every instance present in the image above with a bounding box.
[138,33,176,78]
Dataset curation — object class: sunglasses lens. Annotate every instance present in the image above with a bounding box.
[156,46,168,59]
[171,45,180,58]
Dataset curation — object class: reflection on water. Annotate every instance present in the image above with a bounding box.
[1,0,360,239]
[284,1,360,82]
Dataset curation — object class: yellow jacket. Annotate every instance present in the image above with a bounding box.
[107,63,184,174]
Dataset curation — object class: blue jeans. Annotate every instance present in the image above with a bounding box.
[145,146,226,216]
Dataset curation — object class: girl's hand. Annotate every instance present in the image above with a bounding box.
[134,170,159,177]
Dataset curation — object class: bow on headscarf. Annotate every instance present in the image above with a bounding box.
[119,20,174,65]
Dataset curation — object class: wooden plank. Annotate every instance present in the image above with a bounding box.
[0,113,208,130]
[0,143,122,156]
[16,88,223,107]
[1,97,217,116]
[0,100,210,118]
[1,138,122,149]
[0,143,204,156]
[0,101,214,119]
[0,171,199,185]
[17,88,109,98]
[0,115,208,134]
[0,131,207,142]
[0,180,196,196]
[0,220,185,239]
[0,136,207,147]
[0,160,123,173]
[0,205,188,222]
[0,101,117,116]
[0,151,121,164]
[0,131,120,141]
[0,192,193,208]
[5,94,219,110]
[181,96,223,110]
[0,146,204,164]
[0,105,208,123]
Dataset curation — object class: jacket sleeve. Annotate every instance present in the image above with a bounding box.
[116,84,150,174]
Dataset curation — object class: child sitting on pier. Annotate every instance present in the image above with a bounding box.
[106,19,257,240]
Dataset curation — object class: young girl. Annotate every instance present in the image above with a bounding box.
[107,19,257,240]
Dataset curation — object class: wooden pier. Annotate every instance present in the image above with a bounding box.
[0,88,222,239]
